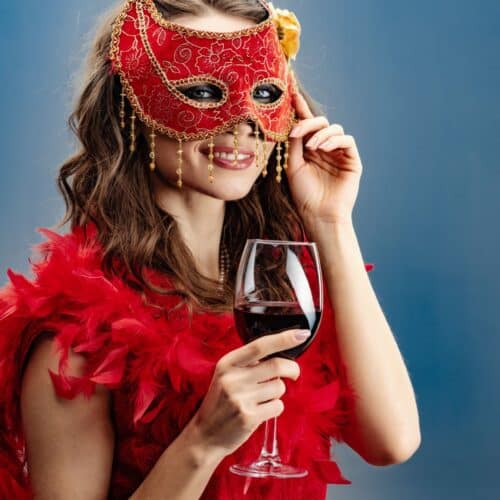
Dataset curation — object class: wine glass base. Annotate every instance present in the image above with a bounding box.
[229,458,308,478]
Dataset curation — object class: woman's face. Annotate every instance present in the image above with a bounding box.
[145,8,278,201]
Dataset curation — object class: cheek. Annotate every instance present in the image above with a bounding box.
[153,141,179,172]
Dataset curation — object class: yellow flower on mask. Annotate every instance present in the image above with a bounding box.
[268,2,301,61]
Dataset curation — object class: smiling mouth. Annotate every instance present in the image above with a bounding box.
[200,146,256,170]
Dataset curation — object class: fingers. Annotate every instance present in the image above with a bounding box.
[313,133,355,151]
[292,89,315,120]
[250,377,287,404]
[287,115,329,172]
[246,356,300,383]
[289,116,329,139]
[290,91,351,153]
[221,329,311,368]
[316,135,360,164]
[305,124,345,149]
[257,398,285,421]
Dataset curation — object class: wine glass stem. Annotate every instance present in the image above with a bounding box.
[258,379,282,465]
[261,416,279,458]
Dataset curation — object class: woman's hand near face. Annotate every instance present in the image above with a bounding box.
[191,329,310,456]
[286,91,364,228]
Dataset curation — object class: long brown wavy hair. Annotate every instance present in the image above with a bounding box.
[55,0,324,314]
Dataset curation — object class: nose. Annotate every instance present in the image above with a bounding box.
[227,118,262,138]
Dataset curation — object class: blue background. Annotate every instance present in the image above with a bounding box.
[1,1,499,498]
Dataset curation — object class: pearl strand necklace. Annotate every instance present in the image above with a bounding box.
[218,242,229,287]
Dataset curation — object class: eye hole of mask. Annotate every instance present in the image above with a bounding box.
[176,83,224,103]
[252,83,283,104]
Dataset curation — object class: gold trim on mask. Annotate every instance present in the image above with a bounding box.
[251,77,288,111]
[173,76,229,109]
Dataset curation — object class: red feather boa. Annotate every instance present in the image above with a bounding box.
[0,223,374,499]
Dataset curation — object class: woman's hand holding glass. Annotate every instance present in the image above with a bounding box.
[192,328,310,456]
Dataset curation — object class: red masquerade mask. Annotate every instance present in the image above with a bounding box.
[109,0,298,143]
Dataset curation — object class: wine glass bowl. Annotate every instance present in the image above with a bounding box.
[229,239,323,479]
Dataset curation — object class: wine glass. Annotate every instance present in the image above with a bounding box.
[229,239,324,479]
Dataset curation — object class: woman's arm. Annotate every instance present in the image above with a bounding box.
[21,337,115,499]
[307,218,421,466]
[129,417,225,500]
[21,337,226,500]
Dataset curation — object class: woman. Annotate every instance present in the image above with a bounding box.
[0,0,420,498]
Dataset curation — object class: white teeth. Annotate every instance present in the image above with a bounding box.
[213,152,251,161]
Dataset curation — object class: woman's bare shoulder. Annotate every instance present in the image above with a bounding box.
[20,335,115,499]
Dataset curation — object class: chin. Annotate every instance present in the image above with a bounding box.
[194,177,256,201]
[208,179,253,201]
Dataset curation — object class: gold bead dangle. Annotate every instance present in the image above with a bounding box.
[119,89,126,129]
[254,123,260,169]
[283,138,289,171]
[233,125,239,167]
[208,135,215,183]
[149,130,156,172]
[176,138,183,188]
[275,142,283,183]
[261,139,268,177]
[129,110,136,152]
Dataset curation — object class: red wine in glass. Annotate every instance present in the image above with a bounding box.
[234,301,322,360]
[229,239,323,479]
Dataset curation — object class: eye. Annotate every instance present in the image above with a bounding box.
[253,83,283,104]
[176,83,224,103]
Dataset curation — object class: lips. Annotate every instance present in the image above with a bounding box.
[199,145,256,170]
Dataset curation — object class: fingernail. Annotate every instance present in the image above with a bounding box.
[289,126,301,138]
[294,329,311,341]
[306,137,318,148]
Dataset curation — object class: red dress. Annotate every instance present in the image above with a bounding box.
[0,223,374,499]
